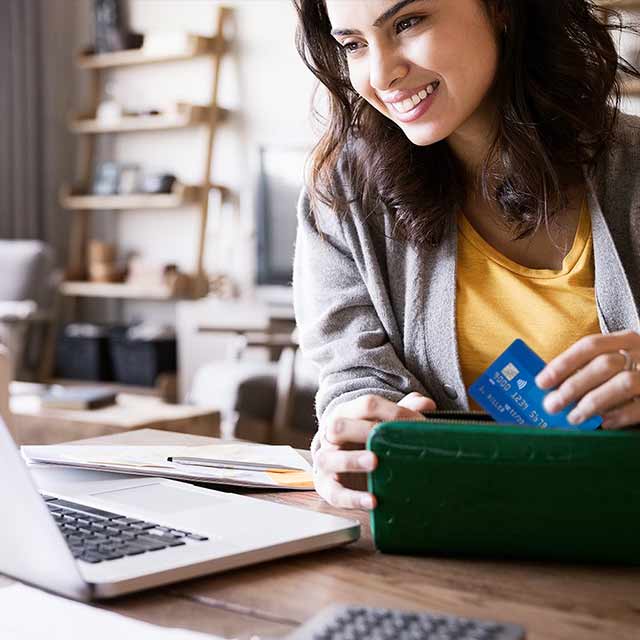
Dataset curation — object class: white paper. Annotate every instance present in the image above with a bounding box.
[0,583,227,640]
[23,443,310,471]
[21,443,313,490]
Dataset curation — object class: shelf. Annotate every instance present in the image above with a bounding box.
[60,281,196,300]
[69,104,215,134]
[60,183,203,210]
[597,0,640,8]
[77,35,222,69]
[622,78,640,95]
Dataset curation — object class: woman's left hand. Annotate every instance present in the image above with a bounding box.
[535,330,640,430]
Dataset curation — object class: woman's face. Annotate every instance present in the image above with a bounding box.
[324,0,501,151]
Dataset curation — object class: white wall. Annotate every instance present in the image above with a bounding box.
[72,0,319,324]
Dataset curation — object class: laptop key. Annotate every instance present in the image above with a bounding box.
[112,517,142,525]
[138,533,178,545]
[186,533,209,542]
[50,500,122,520]
[130,522,156,530]
[100,551,125,561]
[121,545,147,556]
[132,539,167,551]
[105,525,123,534]
[79,553,103,564]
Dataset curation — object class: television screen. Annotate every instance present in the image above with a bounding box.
[255,146,309,286]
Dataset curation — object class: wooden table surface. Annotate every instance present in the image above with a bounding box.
[3,428,640,639]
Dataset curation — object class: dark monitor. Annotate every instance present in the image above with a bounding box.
[255,146,309,287]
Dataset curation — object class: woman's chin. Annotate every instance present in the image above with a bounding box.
[401,123,450,147]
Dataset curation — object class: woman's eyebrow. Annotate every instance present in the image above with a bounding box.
[330,0,428,37]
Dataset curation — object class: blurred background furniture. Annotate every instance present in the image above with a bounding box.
[189,326,318,447]
[0,240,61,381]
[10,387,220,445]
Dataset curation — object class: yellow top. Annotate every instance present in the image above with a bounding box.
[455,200,601,409]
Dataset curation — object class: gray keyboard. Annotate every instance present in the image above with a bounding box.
[41,494,209,564]
[285,605,525,640]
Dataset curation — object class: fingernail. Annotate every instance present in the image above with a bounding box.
[568,410,583,425]
[360,494,374,510]
[536,372,547,386]
[543,394,560,413]
[358,452,375,470]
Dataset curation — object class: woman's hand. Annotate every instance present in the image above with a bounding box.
[536,330,640,430]
[313,392,436,510]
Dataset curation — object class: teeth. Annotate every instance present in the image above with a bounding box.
[390,82,438,114]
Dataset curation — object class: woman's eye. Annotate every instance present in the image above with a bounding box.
[396,16,423,33]
[341,41,364,55]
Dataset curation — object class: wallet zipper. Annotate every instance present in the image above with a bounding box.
[398,410,497,428]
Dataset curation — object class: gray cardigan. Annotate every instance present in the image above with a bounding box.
[293,112,640,423]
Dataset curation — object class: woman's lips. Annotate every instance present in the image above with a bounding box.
[390,83,440,124]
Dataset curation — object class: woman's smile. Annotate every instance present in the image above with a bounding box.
[384,80,440,123]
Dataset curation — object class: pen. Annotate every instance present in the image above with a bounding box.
[167,456,303,473]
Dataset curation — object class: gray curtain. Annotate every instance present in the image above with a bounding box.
[0,0,77,260]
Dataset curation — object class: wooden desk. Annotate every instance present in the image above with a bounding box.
[3,428,640,639]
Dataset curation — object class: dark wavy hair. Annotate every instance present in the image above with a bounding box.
[293,0,640,246]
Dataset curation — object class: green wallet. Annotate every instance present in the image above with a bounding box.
[367,413,640,564]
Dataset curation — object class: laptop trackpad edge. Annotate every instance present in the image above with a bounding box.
[89,482,226,514]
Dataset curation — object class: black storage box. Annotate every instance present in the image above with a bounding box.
[109,327,177,387]
[55,324,116,381]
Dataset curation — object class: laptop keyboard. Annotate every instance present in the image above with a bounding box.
[41,494,209,564]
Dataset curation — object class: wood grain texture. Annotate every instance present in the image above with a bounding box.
[3,428,639,640]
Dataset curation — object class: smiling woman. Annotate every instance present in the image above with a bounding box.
[291,0,640,511]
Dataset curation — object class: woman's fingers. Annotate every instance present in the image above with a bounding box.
[397,392,436,413]
[602,399,640,430]
[324,418,376,445]
[567,370,640,425]
[335,393,428,422]
[537,330,640,390]
[324,393,434,445]
[315,475,376,510]
[543,351,640,414]
[316,448,377,474]
[315,393,436,510]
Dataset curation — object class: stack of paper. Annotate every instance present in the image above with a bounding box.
[0,583,225,639]
[21,442,314,490]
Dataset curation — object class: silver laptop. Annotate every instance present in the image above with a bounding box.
[0,349,359,601]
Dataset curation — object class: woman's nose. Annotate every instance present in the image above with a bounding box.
[368,45,409,92]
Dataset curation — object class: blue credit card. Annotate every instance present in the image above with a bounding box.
[468,339,602,430]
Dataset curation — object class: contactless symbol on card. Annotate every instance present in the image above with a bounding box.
[469,339,602,431]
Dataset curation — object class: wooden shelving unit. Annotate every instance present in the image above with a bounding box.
[60,281,185,300]
[60,183,203,211]
[598,0,640,9]
[76,34,221,69]
[69,103,216,134]
[63,8,232,300]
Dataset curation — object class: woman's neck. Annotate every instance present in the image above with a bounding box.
[461,181,586,271]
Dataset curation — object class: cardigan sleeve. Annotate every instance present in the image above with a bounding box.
[293,186,430,441]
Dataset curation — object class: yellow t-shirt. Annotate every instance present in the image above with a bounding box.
[456,201,601,409]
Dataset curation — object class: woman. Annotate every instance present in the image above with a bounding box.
[292,0,640,510]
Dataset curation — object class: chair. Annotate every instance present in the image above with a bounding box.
[0,241,60,380]
[189,328,319,447]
